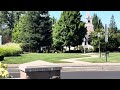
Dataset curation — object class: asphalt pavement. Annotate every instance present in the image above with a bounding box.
[61,71,120,79]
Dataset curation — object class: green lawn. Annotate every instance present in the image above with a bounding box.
[1,53,88,64]
[80,52,120,63]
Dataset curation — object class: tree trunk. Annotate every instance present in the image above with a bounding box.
[69,45,70,51]
[61,47,63,53]
[77,46,78,50]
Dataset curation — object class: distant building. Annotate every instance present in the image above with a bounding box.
[85,11,94,36]
[82,11,94,51]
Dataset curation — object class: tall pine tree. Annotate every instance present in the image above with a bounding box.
[92,13,103,31]
[109,15,117,33]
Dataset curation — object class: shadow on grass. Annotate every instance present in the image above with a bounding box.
[4,54,21,57]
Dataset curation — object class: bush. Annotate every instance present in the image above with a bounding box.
[0,62,10,79]
[88,47,94,52]
[20,43,30,52]
[78,45,84,53]
[0,47,5,56]
[0,43,23,57]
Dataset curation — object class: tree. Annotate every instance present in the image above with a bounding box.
[90,28,120,52]
[92,14,103,31]
[0,11,12,44]
[0,11,15,29]
[12,13,32,51]
[50,16,57,26]
[0,11,8,25]
[12,11,52,52]
[52,18,64,51]
[109,15,117,33]
[90,29,105,51]
[13,11,25,22]
[117,33,120,47]
[0,11,26,44]
[107,29,120,51]
[30,11,52,51]
[53,11,87,51]
[90,14,120,52]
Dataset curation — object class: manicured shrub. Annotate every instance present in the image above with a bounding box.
[0,43,23,57]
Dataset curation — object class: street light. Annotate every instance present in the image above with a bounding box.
[98,32,101,57]
[83,37,86,54]
[105,24,108,62]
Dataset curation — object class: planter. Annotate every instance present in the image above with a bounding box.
[0,56,4,61]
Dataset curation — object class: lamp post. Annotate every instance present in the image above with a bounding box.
[98,33,101,57]
[105,24,108,62]
[83,37,86,54]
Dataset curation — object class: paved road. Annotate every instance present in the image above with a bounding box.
[61,71,120,79]
[8,68,120,79]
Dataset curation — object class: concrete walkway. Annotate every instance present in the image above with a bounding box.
[57,53,120,67]
[58,53,98,67]
[48,53,120,71]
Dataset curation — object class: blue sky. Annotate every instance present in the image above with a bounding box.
[49,11,120,29]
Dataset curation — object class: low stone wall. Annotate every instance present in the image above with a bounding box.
[19,60,62,79]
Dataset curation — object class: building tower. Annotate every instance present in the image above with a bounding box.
[85,11,94,36]
[82,11,94,51]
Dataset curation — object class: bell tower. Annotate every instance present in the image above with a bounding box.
[82,11,94,50]
[85,11,94,36]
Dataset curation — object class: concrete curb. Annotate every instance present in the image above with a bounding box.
[62,66,120,72]
[8,64,120,68]
[8,64,20,68]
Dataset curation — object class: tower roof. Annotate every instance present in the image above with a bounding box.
[85,11,91,19]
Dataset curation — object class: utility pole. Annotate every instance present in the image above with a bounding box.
[83,37,86,54]
[98,33,101,57]
[105,24,108,62]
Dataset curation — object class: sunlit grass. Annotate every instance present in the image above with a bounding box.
[1,53,88,64]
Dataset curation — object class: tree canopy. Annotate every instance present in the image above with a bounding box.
[12,11,52,52]
[92,13,103,31]
[52,11,87,51]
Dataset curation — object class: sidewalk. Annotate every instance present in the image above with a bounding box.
[57,53,120,67]
[8,64,20,68]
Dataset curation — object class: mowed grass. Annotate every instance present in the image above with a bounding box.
[1,53,88,64]
[80,52,120,63]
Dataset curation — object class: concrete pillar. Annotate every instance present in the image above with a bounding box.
[19,60,62,79]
